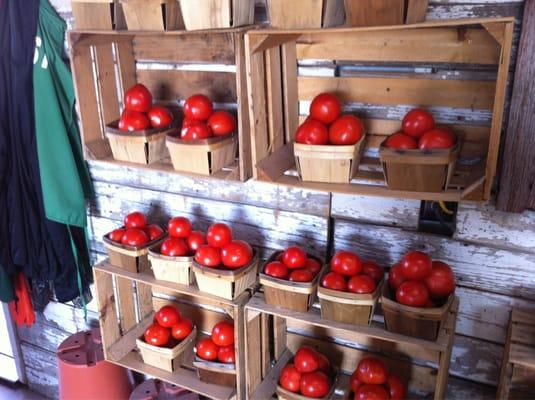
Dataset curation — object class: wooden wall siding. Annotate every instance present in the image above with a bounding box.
[20,0,529,399]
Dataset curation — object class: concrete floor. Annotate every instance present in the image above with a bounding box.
[0,380,43,400]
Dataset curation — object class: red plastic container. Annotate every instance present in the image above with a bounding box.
[130,379,199,400]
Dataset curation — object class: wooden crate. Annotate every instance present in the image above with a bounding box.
[259,251,325,312]
[193,357,237,388]
[71,0,126,30]
[180,0,254,31]
[167,134,238,176]
[266,0,345,29]
[344,0,429,27]
[148,246,194,286]
[294,135,365,184]
[120,0,185,31]
[192,252,259,301]
[68,27,252,181]
[245,18,515,202]
[136,326,196,372]
[381,284,455,341]
[379,140,460,192]
[93,260,250,400]
[497,309,535,399]
[244,292,458,400]
[317,275,383,326]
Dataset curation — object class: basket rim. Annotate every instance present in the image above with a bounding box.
[106,119,178,138]
[293,131,366,153]
[317,269,384,305]
[193,356,237,373]
[136,325,197,356]
[148,243,194,262]
[379,131,461,157]
[166,132,237,146]
[103,226,168,253]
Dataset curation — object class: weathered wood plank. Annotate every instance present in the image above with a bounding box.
[450,335,502,385]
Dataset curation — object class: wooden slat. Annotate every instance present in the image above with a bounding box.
[137,70,237,103]
[136,282,153,321]
[295,28,501,65]
[245,310,263,397]
[234,298,247,400]
[93,269,120,357]
[281,41,299,143]
[265,46,284,151]
[406,0,429,24]
[115,276,136,333]
[512,322,535,348]
[512,309,535,326]
[510,343,535,369]
[273,316,286,361]
[94,43,120,125]
[344,0,405,27]
[266,0,323,29]
[298,76,496,110]
[260,313,271,377]
[115,40,137,105]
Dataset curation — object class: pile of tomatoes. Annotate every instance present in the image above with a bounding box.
[388,251,456,308]
[143,305,194,348]
[263,246,322,283]
[295,93,365,146]
[384,109,456,150]
[157,216,203,257]
[108,211,165,247]
[119,84,174,132]
[195,320,235,364]
[279,346,333,398]
[180,94,236,140]
[350,356,407,400]
[320,251,383,294]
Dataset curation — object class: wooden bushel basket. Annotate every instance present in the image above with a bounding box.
[71,0,126,30]
[103,229,167,273]
[344,0,429,27]
[193,357,236,388]
[379,140,460,192]
[276,365,338,400]
[136,326,196,372]
[105,121,173,165]
[259,252,325,312]
[166,134,237,176]
[318,274,383,326]
[266,0,345,29]
[179,0,254,30]
[148,246,194,286]
[381,284,454,341]
[294,135,365,184]
[192,251,259,300]
[120,0,185,31]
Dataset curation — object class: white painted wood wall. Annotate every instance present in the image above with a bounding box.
[17,0,533,398]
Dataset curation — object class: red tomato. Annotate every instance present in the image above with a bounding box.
[208,111,236,137]
[356,357,388,385]
[194,245,221,268]
[144,323,170,347]
[419,128,456,150]
[316,353,330,373]
[289,269,314,283]
[217,345,236,364]
[424,261,455,299]
[295,119,329,145]
[121,228,149,246]
[354,384,389,400]
[206,223,233,248]
[387,374,407,400]
[195,338,219,361]
[281,247,307,269]
[300,371,330,399]
[187,231,206,252]
[148,106,173,128]
[361,261,384,284]
[329,115,365,145]
[305,258,322,276]
[321,272,347,291]
[109,228,125,243]
[212,320,234,347]
[124,84,152,113]
[294,347,320,373]
[155,305,181,328]
[350,370,363,392]
[144,224,164,241]
[181,118,195,137]
[402,108,435,138]
[168,217,192,239]
[221,240,253,269]
[331,251,362,277]
[181,121,213,140]
[310,93,341,125]
[160,238,189,257]
[400,251,432,280]
[124,211,147,229]
[348,275,377,294]
[425,299,436,308]
[388,263,406,290]
[264,261,289,280]
[384,132,418,150]
[171,318,193,340]
[279,364,302,393]
[396,281,430,307]
[184,94,213,121]
[118,109,151,132]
